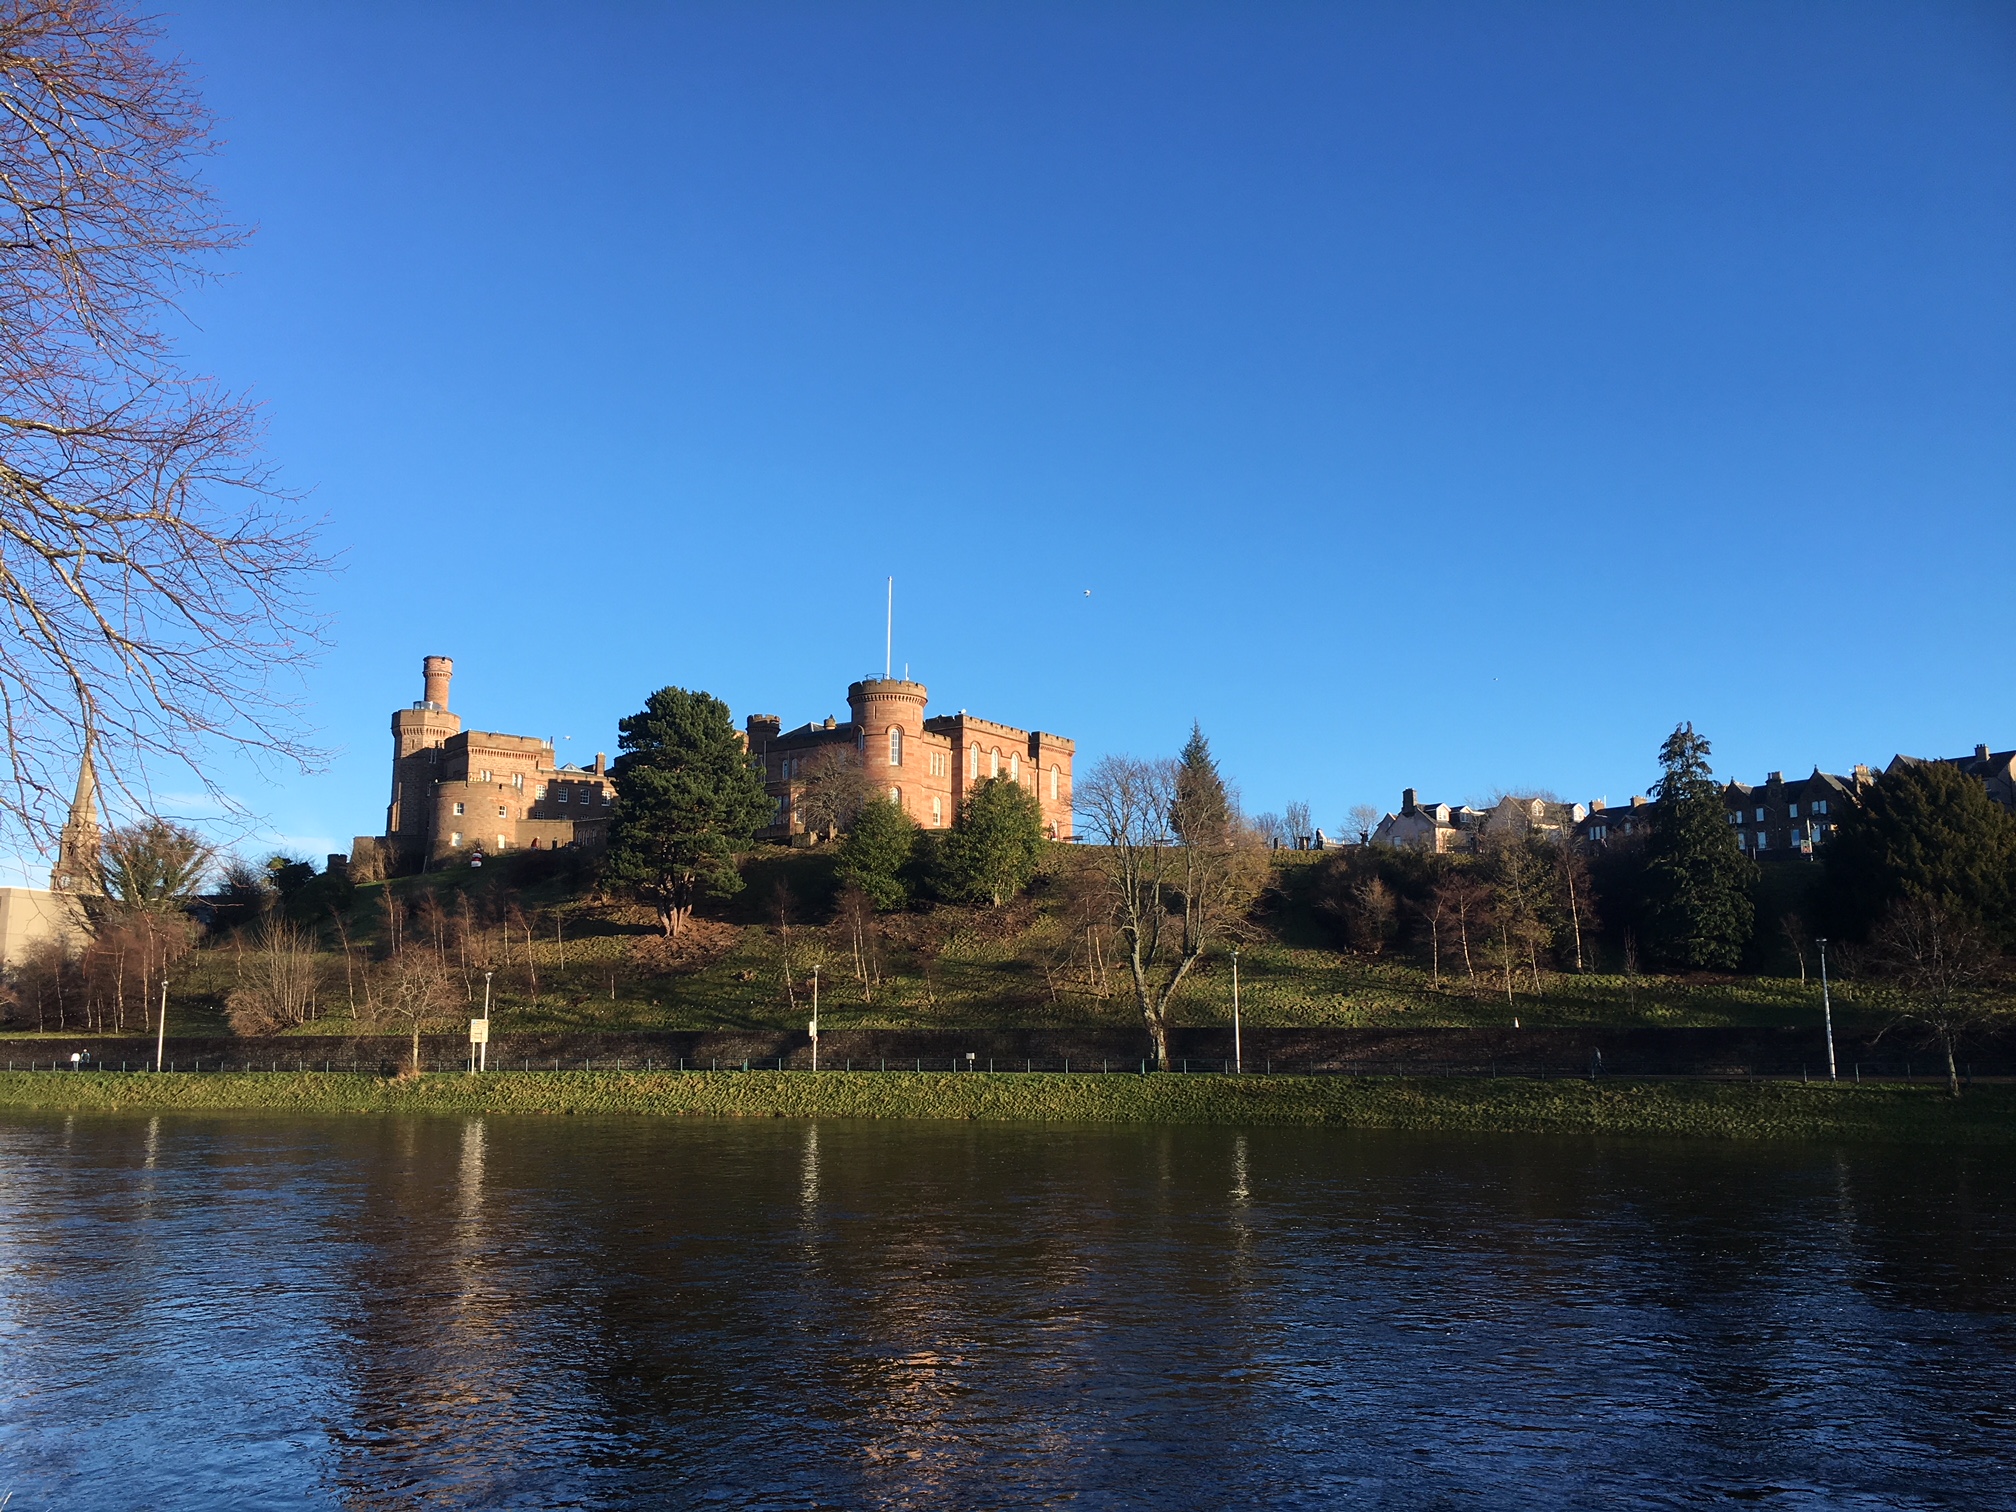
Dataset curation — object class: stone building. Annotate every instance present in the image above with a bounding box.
[1894,744,2016,812]
[357,656,615,872]
[1577,767,1869,861]
[744,676,1075,841]
[1372,789,1587,854]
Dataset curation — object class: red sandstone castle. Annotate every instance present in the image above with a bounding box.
[358,658,1072,872]
[746,677,1074,842]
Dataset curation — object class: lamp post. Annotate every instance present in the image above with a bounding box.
[155,976,168,1072]
[810,965,819,1072]
[1818,938,1837,1081]
[481,970,493,1073]
[1232,947,1242,1075]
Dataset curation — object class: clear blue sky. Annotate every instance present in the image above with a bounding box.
[71,1,2016,864]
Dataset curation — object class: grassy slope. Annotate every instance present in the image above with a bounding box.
[6,849,1861,1040]
[0,1071,2004,1143]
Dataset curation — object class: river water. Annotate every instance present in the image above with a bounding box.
[0,1114,2010,1509]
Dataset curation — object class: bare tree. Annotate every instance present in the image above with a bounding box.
[1076,753,1266,1070]
[831,882,880,1003]
[1284,800,1311,847]
[0,2,327,853]
[790,745,874,840]
[1433,873,1488,981]
[1780,913,1808,986]
[1552,838,1592,972]
[369,947,457,1077]
[1867,900,2008,1097]
[224,916,319,1034]
[1346,803,1381,846]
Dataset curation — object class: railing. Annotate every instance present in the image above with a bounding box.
[0,1057,1987,1081]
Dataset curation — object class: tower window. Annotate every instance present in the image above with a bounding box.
[931,796,942,826]
[452,802,465,816]
[990,748,1001,778]
[1050,765,1060,801]
[1010,753,1020,781]
[497,805,507,818]
[890,727,903,766]
[889,786,902,808]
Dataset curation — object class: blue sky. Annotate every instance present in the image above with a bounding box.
[34,0,2014,869]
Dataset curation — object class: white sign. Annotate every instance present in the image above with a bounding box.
[808,1019,819,1037]
[469,1018,490,1045]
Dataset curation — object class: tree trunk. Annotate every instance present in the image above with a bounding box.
[411,1022,422,1076]
[1429,914,1440,991]
[1147,1008,1170,1071]
[1945,1035,1961,1097]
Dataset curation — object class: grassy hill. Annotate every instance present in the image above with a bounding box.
[6,846,1856,1040]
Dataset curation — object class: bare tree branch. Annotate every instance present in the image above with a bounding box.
[0,2,327,854]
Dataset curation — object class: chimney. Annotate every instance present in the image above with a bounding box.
[1977,744,1991,762]
[422,655,453,710]
[1401,787,1417,814]
[1766,771,1782,785]
[593,752,606,776]
[1630,794,1648,807]
[824,715,836,729]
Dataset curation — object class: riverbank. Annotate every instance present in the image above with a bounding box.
[0,1070,2007,1143]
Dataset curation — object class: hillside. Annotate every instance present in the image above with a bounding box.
[6,844,1859,1043]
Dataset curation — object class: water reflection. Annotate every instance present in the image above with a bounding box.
[0,1116,2010,1510]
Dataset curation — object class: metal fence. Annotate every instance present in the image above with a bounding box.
[0,1056,1988,1081]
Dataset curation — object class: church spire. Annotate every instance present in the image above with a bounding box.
[51,749,101,894]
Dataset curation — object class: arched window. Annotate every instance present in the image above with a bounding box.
[1010,753,1020,781]
[1049,764,1060,800]
[889,726,903,766]
[889,786,902,808]
[990,748,1001,778]
[970,742,980,779]
[930,796,942,827]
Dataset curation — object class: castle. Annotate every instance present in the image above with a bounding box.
[356,658,1074,871]
[356,657,616,872]
[746,677,1075,841]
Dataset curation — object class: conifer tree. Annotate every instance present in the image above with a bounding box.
[604,687,772,936]
[835,798,918,911]
[939,776,1045,906]
[1824,760,2016,940]
[1642,722,1755,968]
[1172,721,1231,841]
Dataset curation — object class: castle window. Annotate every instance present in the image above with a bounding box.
[450,831,462,847]
[1010,753,1020,781]
[931,796,942,826]
[889,786,902,808]
[452,802,465,816]
[889,727,903,766]
[970,743,980,776]
[496,805,507,818]
[478,769,490,783]
[1049,765,1060,801]
[514,773,524,790]
[990,748,1001,778]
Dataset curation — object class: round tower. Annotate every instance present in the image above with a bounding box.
[848,677,928,812]
[422,655,453,711]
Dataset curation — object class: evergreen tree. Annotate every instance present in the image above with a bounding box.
[1824,759,2016,940]
[1172,721,1231,841]
[1642,722,1755,969]
[604,687,772,936]
[835,798,918,911]
[939,776,1046,906]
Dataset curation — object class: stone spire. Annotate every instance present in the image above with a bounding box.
[50,752,101,894]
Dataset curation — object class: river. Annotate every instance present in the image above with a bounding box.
[0,1114,2009,1509]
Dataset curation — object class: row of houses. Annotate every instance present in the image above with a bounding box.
[1370,742,2016,861]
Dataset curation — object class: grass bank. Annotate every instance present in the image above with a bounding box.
[0,1071,2006,1143]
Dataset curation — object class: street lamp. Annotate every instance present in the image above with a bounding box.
[1231,946,1243,1075]
[809,965,819,1073]
[1818,938,1837,1081]
[480,969,493,1073]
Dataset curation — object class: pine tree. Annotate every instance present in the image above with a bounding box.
[604,687,773,936]
[1642,722,1755,969]
[835,798,918,911]
[939,776,1045,907]
[1172,721,1230,841]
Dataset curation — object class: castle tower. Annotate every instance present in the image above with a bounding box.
[388,655,462,864]
[50,753,101,894]
[848,677,928,816]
